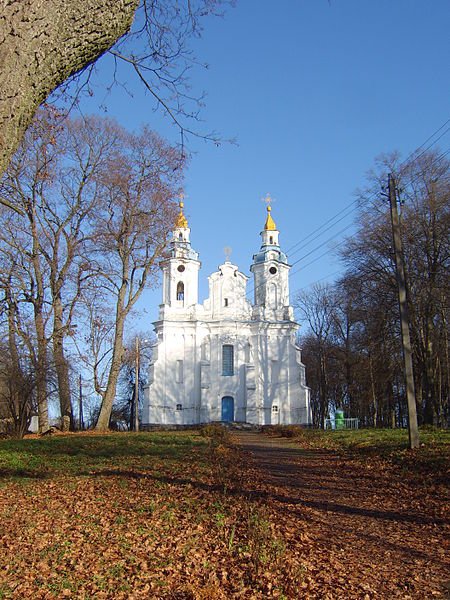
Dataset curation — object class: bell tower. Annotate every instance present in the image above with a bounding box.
[250,202,290,317]
[160,201,200,312]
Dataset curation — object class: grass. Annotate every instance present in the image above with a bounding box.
[262,425,449,482]
[0,431,208,480]
[262,423,449,449]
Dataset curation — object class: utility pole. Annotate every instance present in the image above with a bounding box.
[134,337,140,432]
[388,173,419,449]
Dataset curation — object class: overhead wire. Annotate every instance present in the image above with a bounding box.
[285,199,359,256]
[285,117,450,262]
[246,121,450,299]
[398,118,450,173]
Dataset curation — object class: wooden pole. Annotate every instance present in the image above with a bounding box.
[388,173,419,448]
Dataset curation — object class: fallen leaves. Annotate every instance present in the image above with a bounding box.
[0,430,448,599]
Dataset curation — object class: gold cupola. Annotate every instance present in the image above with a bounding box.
[175,201,188,229]
[264,205,277,231]
[258,197,281,250]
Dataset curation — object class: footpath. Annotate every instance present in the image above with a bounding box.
[234,431,449,599]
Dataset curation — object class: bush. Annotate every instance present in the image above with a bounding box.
[261,425,305,439]
[200,423,231,445]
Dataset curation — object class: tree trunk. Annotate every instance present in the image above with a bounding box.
[29,201,49,433]
[0,0,139,176]
[53,297,73,430]
[34,310,49,433]
[423,335,436,425]
[5,285,30,438]
[95,304,127,431]
[369,353,377,427]
[319,350,328,429]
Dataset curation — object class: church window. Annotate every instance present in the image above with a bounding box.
[177,265,185,272]
[272,405,279,412]
[176,404,182,411]
[176,360,183,383]
[222,344,234,376]
[176,281,184,301]
[224,298,229,307]
[178,233,183,240]
[269,266,277,275]
[270,236,273,244]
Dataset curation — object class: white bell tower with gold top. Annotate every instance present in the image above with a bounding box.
[250,201,292,320]
[160,201,200,314]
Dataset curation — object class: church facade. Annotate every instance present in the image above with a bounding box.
[142,203,311,426]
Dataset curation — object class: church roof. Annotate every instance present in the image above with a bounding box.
[253,248,288,264]
[264,205,277,231]
[175,201,188,228]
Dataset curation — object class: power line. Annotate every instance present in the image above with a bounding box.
[285,117,450,260]
[285,198,359,256]
[288,201,357,259]
[246,123,449,299]
[398,118,450,172]
[286,143,450,274]
[291,269,344,293]
[290,222,355,268]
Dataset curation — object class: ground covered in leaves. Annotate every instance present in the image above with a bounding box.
[0,427,448,599]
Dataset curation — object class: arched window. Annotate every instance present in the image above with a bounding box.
[222,344,234,376]
[178,232,183,240]
[269,236,273,244]
[176,281,184,301]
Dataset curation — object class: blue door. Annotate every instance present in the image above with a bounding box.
[221,396,234,422]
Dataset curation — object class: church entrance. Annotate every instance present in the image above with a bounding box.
[221,396,234,422]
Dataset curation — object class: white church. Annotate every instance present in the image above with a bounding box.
[142,201,311,426]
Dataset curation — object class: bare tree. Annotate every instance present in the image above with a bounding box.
[0,267,37,438]
[81,125,183,430]
[0,110,128,430]
[0,204,52,432]
[295,283,337,427]
[339,150,450,426]
[114,333,152,430]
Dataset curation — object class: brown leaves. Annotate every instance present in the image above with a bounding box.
[0,431,448,598]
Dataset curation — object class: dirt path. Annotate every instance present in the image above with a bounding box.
[234,432,449,599]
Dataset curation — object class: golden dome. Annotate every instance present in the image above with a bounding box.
[175,201,188,228]
[264,205,277,231]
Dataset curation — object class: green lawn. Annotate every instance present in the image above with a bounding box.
[0,431,208,480]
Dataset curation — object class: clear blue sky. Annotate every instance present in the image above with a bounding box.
[74,0,450,330]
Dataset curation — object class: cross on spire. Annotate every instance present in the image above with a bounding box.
[262,193,274,207]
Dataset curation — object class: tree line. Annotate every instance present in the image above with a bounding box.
[0,110,184,436]
[296,151,449,429]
